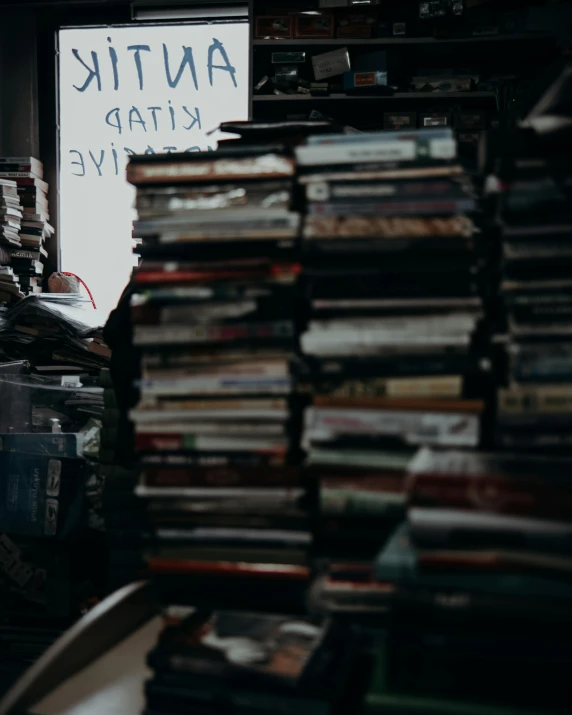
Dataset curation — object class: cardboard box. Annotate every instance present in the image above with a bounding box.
[255,16,293,39]
[295,14,335,38]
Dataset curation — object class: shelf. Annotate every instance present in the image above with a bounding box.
[253,33,553,47]
[253,91,496,102]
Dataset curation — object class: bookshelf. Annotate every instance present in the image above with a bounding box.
[253,92,497,102]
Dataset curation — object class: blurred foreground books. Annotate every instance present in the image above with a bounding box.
[109,117,572,715]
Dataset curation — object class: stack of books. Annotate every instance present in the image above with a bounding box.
[369,446,572,712]
[0,177,23,305]
[126,145,312,612]
[0,157,52,301]
[495,146,572,450]
[296,128,485,558]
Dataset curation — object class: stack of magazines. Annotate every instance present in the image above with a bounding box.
[0,294,109,373]
[296,128,486,557]
[494,141,572,450]
[127,145,312,612]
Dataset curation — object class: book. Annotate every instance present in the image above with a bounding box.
[148,610,327,686]
[498,385,572,416]
[296,129,456,167]
[408,508,572,554]
[304,215,473,239]
[374,523,572,601]
[0,452,86,539]
[141,466,301,488]
[0,157,43,176]
[0,174,49,193]
[131,398,289,423]
[304,406,481,448]
[139,375,293,397]
[312,375,463,400]
[134,321,295,347]
[127,148,295,185]
[135,433,288,455]
[306,178,470,202]
[308,198,476,217]
[136,423,287,438]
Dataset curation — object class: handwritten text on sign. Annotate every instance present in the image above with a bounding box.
[59,24,250,317]
[65,27,249,177]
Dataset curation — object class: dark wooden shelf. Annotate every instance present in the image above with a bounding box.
[253,92,496,102]
[253,33,553,47]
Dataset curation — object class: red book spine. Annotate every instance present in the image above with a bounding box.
[148,558,310,580]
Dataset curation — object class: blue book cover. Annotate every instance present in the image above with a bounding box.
[0,452,86,538]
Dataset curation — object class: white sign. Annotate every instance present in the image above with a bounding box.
[59,23,250,317]
[311,47,350,81]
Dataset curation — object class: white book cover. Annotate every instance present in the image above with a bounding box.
[304,407,480,448]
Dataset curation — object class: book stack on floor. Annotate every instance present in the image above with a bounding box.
[366,446,572,713]
[494,139,572,451]
[0,157,52,301]
[295,128,486,563]
[126,145,312,614]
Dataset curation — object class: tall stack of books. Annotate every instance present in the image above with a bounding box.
[295,128,486,559]
[126,146,312,613]
[494,143,572,450]
[0,177,23,305]
[0,157,52,300]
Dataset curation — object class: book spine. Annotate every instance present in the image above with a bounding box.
[134,321,294,346]
[308,198,476,216]
[142,466,300,487]
[305,407,480,448]
[408,474,572,519]
[297,137,456,167]
[141,452,282,468]
[498,386,572,415]
[136,433,286,454]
